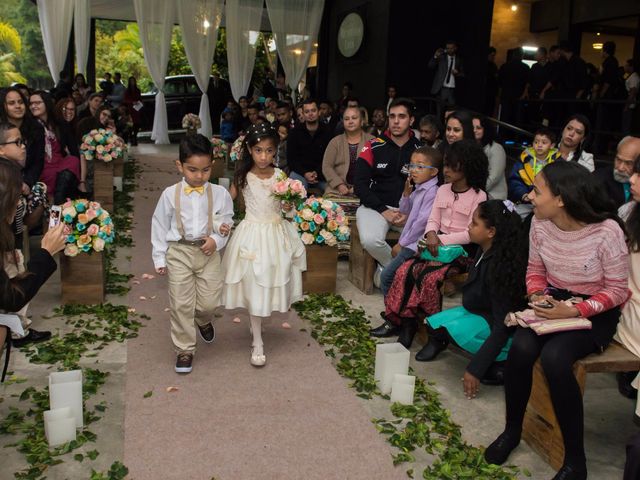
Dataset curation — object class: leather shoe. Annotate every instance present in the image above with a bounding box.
[552,464,587,480]
[12,329,52,348]
[369,320,399,338]
[484,431,520,465]
[415,336,448,362]
[617,371,638,399]
[397,318,418,349]
[481,362,505,386]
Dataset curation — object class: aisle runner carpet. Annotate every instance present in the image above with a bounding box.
[123,145,405,479]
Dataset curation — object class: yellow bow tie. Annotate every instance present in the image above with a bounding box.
[184,185,205,195]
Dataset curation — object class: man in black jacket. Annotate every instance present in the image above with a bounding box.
[595,135,640,208]
[287,98,331,191]
[354,98,421,271]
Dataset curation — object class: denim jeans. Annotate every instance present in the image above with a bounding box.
[380,246,416,297]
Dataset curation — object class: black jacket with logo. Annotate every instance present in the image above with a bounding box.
[353,131,421,213]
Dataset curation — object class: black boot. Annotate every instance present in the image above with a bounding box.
[54,169,79,205]
[552,464,587,480]
[481,361,506,386]
[415,326,449,361]
[397,318,418,349]
[484,430,521,465]
[369,319,400,338]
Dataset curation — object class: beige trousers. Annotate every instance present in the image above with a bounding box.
[166,243,223,353]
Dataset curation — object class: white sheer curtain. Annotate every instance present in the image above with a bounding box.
[37,0,74,84]
[178,0,223,138]
[133,0,174,144]
[225,0,263,102]
[265,0,324,96]
[74,0,91,76]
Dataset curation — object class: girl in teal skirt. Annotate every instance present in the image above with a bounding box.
[415,199,530,399]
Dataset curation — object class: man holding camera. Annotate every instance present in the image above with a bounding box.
[428,41,464,111]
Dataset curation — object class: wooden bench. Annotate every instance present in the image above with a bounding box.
[523,341,640,470]
[348,223,400,294]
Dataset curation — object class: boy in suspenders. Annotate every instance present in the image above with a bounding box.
[151,134,234,373]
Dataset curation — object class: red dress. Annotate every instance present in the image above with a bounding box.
[40,128,80,197]
[123,87,142,126]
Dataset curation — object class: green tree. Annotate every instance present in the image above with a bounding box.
[0,0,51,88]
[0,22,26,85]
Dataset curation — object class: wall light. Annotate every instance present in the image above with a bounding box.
[592,43,603,50]
[596,32,601,36]
[293,48,303,55]
[523,45,538,52]
[511,4,518,11]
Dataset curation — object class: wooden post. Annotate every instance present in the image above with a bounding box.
[303,244,338,294]
[93,160,114,212]
[60,252,105,305]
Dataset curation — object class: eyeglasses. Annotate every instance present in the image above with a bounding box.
[408,164,436,170]
[29,100,44,106]
[0,138,26,147]
[63,107,76,112]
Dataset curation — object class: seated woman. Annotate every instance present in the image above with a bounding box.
[484,161,629,480]
[0,87,48,231]
[322,106,373,196]
[382,139,488,349]
[472,114,507,200]
[0,158,66,381]
[29,91,84,204]
[415,200,529,396]
[440,110,475,154]
[557,114,595,172]
[76,105,113,144]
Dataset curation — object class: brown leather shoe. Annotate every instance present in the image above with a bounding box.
[175,352,193,374]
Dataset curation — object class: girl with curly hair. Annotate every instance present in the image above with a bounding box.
[415,200,530,398]
[378,140,488,349]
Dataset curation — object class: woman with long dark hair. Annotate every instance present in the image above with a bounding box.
[472,114,507,199]
[485,161,629,480]
[123,76,141,146]
[29,90,84,203]
[0,158,66,381]
[444,110,475,146]
[415,200,529,395]
[0,87,48,230]
[557,114,594,171]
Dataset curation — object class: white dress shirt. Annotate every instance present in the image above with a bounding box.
[151,179,234,269]
[443,55,456,88]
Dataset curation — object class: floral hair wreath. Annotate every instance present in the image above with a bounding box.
[246,122,277,143]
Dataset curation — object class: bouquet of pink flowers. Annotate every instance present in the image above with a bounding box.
[211,137,228,160]
[61,199,115,257]
[182,113,201,130]
[80,128,125,163]
[293,196,350,246]
[272,173,307,205]
[229,135,245,164]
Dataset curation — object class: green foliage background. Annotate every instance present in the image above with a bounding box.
[0,0,274,94]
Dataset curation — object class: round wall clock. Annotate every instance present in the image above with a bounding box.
[337,12,364,58]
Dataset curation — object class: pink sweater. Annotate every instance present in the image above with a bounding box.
[425,184,487,245]
[526,216,630,317]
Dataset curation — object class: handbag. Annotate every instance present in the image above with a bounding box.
[419,244,468,264]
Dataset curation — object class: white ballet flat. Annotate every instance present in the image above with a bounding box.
[250,346,266,367]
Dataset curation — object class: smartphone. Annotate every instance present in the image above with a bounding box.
[532,300,553,309]
[49,205,62,228]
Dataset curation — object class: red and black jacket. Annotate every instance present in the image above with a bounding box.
[353,130,421,213]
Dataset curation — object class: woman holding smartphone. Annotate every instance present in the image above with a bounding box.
[484,161,629,480]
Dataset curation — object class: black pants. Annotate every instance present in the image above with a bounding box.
[503,327,599,467]
[625,431,640,480]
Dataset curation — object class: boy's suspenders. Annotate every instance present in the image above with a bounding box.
[174,182,214,241]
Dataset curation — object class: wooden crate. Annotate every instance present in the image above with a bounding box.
[60,252,105,304]
[523,342,640,470]
[348,223,400,294]
[211,155,225,180]
[303,244,338,294]
[113,155,124,177]
[93,160,114,212]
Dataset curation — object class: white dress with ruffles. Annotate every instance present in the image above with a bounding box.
[222,169,306,317]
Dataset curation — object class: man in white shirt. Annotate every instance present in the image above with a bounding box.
[151,134,234,374]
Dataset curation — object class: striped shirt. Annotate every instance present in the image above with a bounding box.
[526,216,630,317]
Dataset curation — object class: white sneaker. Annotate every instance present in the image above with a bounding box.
[373,264,383,289]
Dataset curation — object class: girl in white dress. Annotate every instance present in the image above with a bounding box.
[224,123,306,367]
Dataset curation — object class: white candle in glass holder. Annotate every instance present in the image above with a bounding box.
[49,370,83,428]
[374,343,410,394]
[44,407,76,447]
[390,374,416,405]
